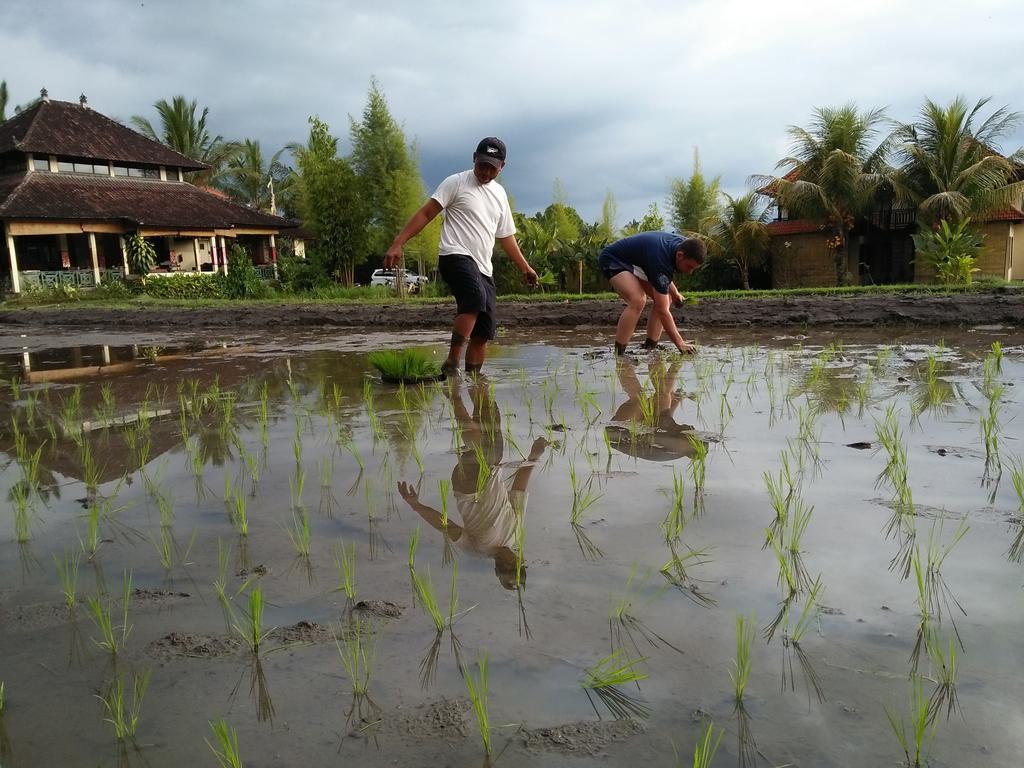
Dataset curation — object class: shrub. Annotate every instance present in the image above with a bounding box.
[126,233,157,275]
[92,279,137,300]
[912,218,983,285]
[142,273,229,299]
[225,244,269,299]
[277,254,329,294]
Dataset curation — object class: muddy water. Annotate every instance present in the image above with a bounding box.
[1,326,1022,767]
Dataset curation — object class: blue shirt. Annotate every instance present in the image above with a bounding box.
[599,231,684,294]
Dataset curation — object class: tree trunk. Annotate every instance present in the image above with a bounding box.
[741,265,750,291]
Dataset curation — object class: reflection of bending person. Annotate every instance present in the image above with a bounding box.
[398,380,547,588]
[606,358,702,462]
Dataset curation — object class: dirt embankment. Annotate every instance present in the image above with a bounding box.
[1,288,1023,331]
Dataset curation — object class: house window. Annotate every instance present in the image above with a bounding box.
[58,160,75,172]
[127,166,160,179]
[113,165,129,176]
[32,157,50,172]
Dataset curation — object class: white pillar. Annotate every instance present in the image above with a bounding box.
[220,236,229,275]
[88,232,100,286]
[269,234,278,279]
[193,238,200,271]
[119,235,129,275]
[101,345,111,365]
[5,222,20,294]
[22,351,31,372]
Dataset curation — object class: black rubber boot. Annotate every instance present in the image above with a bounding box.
[614,341,628,356]
[641,338,660,350]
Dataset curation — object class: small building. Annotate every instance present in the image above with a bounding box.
[0,92,294,293]
[764,172,1024,287]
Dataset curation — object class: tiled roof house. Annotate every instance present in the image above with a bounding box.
[1,93,295,293]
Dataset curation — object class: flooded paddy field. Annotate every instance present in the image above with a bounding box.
[0,325,1022,767]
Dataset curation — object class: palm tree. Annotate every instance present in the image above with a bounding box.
[752,104,893,285]
[892,96,1024,227]
[708,193,771,290]
[222,139,291,213]
[130,96,238,186]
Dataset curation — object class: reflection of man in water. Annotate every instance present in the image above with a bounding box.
[398,379,547,589]
[606,358,703,462]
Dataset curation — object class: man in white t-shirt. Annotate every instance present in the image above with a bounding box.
[385,137,539,376]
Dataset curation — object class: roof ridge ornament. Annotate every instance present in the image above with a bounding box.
[40,87,49,102]
[79,93,89,108]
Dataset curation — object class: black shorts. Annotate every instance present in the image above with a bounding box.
[438,254,498,340]
[598,251,641,281]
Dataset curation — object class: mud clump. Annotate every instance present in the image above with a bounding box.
[523,719,645,756]
[385,698,471,741]
[133,588,191,604]
[267,620,333,644]
[353,600,404,620]
[146,632,239,660]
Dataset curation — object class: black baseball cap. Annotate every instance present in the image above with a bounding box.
[474,137,506,167]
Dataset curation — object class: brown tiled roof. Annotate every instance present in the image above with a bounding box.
[984,206,1024,222]
[766,219,826,236]
[0,172,294,230]
[0,99,207,170]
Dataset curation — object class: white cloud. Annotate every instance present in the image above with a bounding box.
[2,0,1022,224]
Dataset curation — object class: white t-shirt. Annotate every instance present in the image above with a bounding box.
[454,471,527,557]
[431,169,516,277]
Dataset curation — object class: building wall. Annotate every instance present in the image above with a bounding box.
[975,222,1012,279]
[1011,224,1023,281]
[771,233,836,288]
[167,237,197,271]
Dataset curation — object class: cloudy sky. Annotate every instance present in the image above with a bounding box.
[3,0,1022,224]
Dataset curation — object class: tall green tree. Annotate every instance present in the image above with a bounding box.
[598,189,618,240]
[892,96,1024,227]
[708,192,771,290]
[751,104,893,285]
[669,148,721,235]
[222,139,291,212]
[349,79,434,271]
[130,96,239,186]
[621,203,666,236]
[295,117,371,286]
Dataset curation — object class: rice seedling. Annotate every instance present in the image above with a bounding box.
[233,585,272,655]
[580,648,650,720]
[286,506,311,558]
[229,488,249,537]
[408,526,420,570]
[688,435,708,501]
[80,499,101,559]
[472,441,491,495]
[212,539,237,629]
[610,565,681,655]
[334,539,357,601]
[432,479,451,530]
[989,340,1003,372]
[514,498,527,586]
[462,652,492,757]
[55,549,81,608]
[886,676,936,768]
[11,482,32,543]
[412,566,446,633]
[1008,456,1024,562]
[335,617,376,695]
[98,668,150,742]
[0,681,4,714]
[686,719,724,768]
[206,718,243,768]
[86,570,133,655]
[979,388,1002,476]
[368,349,442,382]
[909,518,968,673]
[731,612,755,704]
[660,541,715,607]
[782,575,826,704]
[925,633,960,724]
[569,461,602,525]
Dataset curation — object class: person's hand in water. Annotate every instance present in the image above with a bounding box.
[397,481,419,504]
[529,436,549,460]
